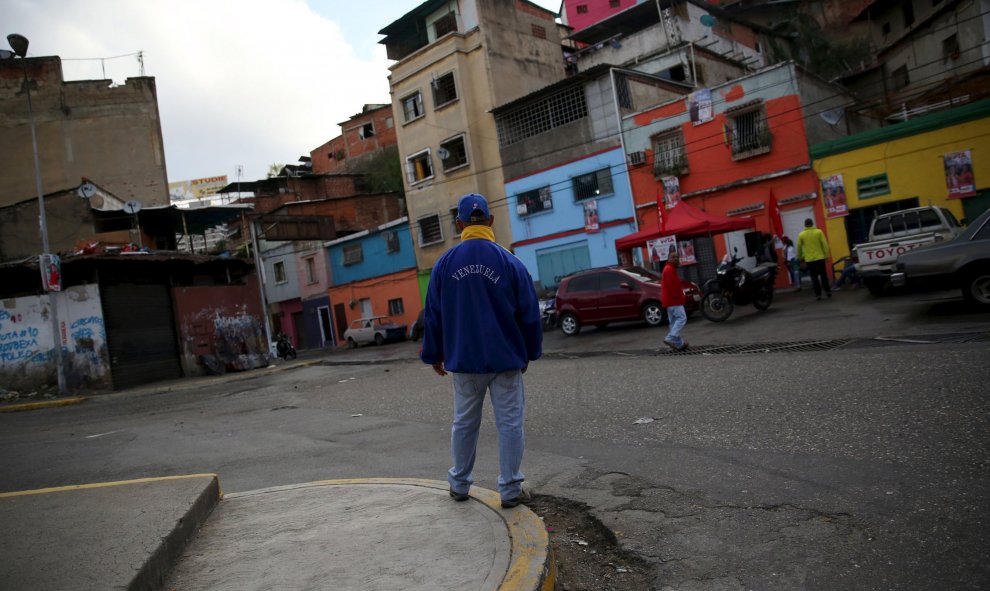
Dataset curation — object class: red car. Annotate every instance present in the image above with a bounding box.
[554,266,701,336]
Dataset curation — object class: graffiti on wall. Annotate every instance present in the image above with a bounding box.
[182,304,268,375]
[0,310,49,364]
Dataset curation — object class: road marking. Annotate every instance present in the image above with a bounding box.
[86,430,122,439]
[0,474,220,498]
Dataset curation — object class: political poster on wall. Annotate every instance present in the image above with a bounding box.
[661,176,681,209]
[647,235,678,262]
[820,173,849,218]
[943,150,977,198]
[678,240,697,265]
[688,88,713,124]
[40,254,61,292]
[583,199,600,232]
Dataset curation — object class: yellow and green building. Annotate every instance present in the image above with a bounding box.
[811,99,990,261]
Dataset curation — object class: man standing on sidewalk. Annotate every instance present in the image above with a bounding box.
[420,193,543,509]
[662,250,688,352]
[797,218,832,300]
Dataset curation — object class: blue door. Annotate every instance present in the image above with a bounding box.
[536,242,591,290]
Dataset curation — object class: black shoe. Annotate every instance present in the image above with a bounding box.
[677,342,689,352]
[826,292,832,298]
[816,296,822,300]
[501,488,532,508]
[449,488,469,502]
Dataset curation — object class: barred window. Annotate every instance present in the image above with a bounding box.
[402,92,424,122]
[343,244,363,266]
[531,24,547,39]
[418,214,444,246]
[439,135,468,171]
[406,149,434,184]
[516,186,553,217]
[432,72,458,108]
[652,129,687,176]
[388,298,405,316]
[496,85,588,147]
[729,105,771,158]
[572,169,613,202]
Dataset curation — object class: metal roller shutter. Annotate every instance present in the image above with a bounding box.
[101,284,182,390]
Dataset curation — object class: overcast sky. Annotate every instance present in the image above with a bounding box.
[3,0,561,188]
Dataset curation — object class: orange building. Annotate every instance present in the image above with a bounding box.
[618,62,874,287]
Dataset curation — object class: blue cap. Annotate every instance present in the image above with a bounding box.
[457,193,490,222]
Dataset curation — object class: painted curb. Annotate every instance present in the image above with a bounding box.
[0,396,86,413]
[0,474,221,591]
[226,478,556,591]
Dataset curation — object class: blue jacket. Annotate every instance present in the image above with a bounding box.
[420,238,542,373]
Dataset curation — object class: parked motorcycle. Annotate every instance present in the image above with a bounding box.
[275,333,297,360]
[540,296,558,331]
[701,249,777,322]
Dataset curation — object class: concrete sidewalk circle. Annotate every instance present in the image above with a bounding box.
[167,478,554,591]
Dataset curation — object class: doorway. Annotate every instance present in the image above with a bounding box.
[317,306,334,347]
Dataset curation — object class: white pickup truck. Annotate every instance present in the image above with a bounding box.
[853,206,964,295]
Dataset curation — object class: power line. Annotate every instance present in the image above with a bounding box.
[405,49,988,228]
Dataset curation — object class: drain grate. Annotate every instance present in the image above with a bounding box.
[541,331,989,360]
[657,339,852,356]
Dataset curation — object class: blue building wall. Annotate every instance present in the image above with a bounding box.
[328,221,417,285]
[505,147,637,290]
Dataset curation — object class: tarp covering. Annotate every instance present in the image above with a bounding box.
[614,200,757,250]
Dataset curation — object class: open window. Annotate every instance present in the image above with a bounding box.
[405,149,434,185]
[652,128,687,177]
[572,168,614,202]
[402,91,424,123]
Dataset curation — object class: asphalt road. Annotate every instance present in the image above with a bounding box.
[1,287,989,590]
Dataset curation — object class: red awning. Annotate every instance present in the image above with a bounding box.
[614,200,756,250]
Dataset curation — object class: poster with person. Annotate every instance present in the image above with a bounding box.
[647,235,677,262]
[583,199,600,232]
[821,173,849,218]
[661,176,681,209]
[40,254,62,292]
[678,240,696,265]
[943,150,977,198]
[687,88,713,124]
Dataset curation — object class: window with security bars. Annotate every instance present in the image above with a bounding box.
[652,129,687,176]
[406,150,433,184]
[496,86,588,147]
[572,169,613,202]
[856,174,890,198]
[729,106,771,157]
[439,135,468,171]
[343,244,363,266]
[388,298,404,316]
[418,214,444,246]
[433,12,457,38]
[432,72,458,108]
[516,186,553,217]
[402,92,424,122]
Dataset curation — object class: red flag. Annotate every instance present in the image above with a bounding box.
[769,188,784,236]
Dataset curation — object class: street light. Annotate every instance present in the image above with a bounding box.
[5,33,68,395]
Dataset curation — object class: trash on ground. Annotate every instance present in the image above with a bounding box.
[633,417,655,425]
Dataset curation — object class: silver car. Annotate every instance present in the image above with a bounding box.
[891,207,990,307]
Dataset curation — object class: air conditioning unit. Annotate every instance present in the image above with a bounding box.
[628,151,646,166]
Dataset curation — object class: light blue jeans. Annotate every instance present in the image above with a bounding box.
[449,371,525,501]
[664,305,687,348]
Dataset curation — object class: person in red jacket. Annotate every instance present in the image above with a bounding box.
[661,250,688,352]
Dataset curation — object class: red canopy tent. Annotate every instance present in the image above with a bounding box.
[614,200,756,250]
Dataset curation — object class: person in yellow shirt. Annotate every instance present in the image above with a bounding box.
[797,218,832,300]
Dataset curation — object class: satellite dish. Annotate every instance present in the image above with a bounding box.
[820,107,845,126]
[437,147,451,160]
[123,200,143,214]
[77,182,97,199]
